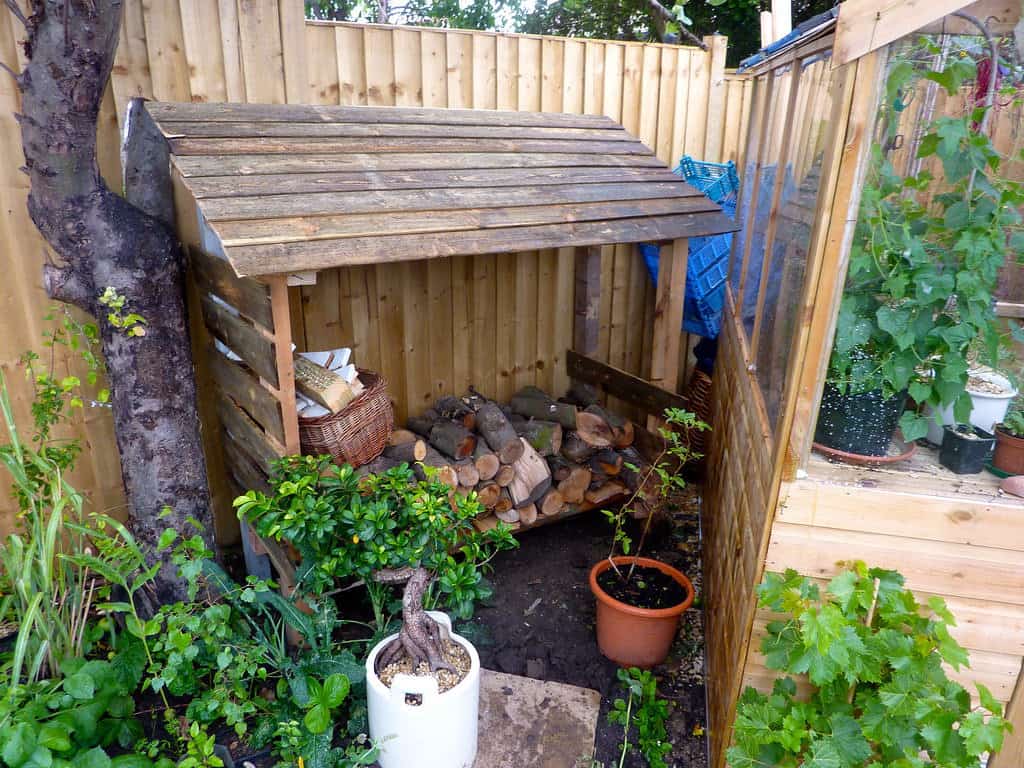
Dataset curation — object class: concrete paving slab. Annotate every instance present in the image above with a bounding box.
[475,669,602,768]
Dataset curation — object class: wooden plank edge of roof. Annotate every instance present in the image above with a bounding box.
[209,197,727,247]
[221,212,740,277]
[145,100,621,129]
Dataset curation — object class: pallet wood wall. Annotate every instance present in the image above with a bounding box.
[0,2,751,536]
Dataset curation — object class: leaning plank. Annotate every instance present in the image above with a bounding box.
[189,246,274,330]
[208,346,286,444]
[160,120,634,141]
[225,213,737,275]
[216,392,287,474]
[200,181,700,221]
[148,101,622,129]
[186,167,682,198]
[172,151,665,177]
[566,350,687,415]
[215,198,719,247]
[200,294,279,386]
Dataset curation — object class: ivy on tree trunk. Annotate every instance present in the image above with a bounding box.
[8,0,213,607]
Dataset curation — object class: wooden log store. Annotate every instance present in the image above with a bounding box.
[123,99,734,557]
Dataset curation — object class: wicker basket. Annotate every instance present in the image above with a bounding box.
[299,370,393,468]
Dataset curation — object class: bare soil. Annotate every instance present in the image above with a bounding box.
[462,491,707,768]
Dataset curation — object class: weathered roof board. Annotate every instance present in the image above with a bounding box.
[146,102,736,278]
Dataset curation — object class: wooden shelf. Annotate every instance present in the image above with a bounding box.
[807,442,1010,506]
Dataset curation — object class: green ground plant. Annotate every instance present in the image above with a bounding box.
[998,403,1024,437]
[607,667,672,768]
[1,314,376,768]
[603,407,706,582]
[235,456,517,629]
[728,563,1010,768]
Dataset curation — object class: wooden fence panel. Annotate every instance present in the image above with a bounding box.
[0,2,748,533]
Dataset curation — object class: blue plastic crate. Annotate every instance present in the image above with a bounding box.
[641,157,739,339]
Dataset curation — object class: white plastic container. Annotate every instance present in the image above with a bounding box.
[925,368,1018,445]
[366,611,479,768]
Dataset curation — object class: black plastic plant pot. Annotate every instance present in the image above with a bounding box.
[939,425,995,475]
[813,384,908,457]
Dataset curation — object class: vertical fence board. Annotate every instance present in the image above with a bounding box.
[236,0,286,103]
[141,0,192,101]
[471,33,497,110]
[336,25,367,105]
[218,0,247,101]
[179,0,229,103]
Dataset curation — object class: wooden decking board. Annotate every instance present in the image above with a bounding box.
[200,180,703,221]
[159,120,634,141]
[168,136,652,156]
[148,101,734,276]
[147,100,620,128]
[223,211,737,275]
[172,151,666,177]
[213,197,722,246]
[185,166,683,198]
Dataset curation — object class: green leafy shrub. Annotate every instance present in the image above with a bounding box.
[826,46,1024,440]
[727,563,1010,768]
[999,404,1024,437]
[607,667,672,768]
[235,456,517,625]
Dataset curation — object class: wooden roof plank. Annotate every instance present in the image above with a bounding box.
[212,196,724,245]
[159,120,634,142]
[167,136,652,156]
[172,151,666,177]
[200,180,703,221]
[185,166,684,198]
[147,100,618,128]
[223,212,738,275]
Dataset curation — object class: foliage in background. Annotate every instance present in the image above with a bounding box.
[236,457,516,628]
[828,44,1024,440]
[728,563,1010,768]
[306,0,839,66]
[607,667,672,768]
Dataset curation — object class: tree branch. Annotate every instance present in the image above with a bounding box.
[42,262,95,309]
[0,59,19,83]
[4,0,28,29]
[645,0,709,49]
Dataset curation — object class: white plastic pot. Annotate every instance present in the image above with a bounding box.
[366,611,479,768]
[925,368,1018,445]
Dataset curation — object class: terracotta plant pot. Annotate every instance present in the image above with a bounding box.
[993,427,1024,476]
[589,556,694,669]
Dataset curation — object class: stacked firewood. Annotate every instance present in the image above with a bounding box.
[358,386,651,527]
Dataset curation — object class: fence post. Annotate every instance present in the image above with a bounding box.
[703,34,729,163]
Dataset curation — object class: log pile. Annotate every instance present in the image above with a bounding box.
[363,386,652,531]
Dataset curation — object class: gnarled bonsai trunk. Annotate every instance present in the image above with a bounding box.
[373,567,455,674]
[11,0,213,605]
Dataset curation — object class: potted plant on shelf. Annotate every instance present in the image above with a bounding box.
[993,405,1024,476]
[817,54,1023,459]
[237,459,517,768]
[924,366,1018,445]
[589,408,704,669]
[939,423,995,475]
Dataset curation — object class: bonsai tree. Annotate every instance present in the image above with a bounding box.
[235,456,516,672]
[826,44,1024,441]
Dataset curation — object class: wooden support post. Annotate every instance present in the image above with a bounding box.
[573,245,601,357]
[647,238,687,429]
[266,275,301,454]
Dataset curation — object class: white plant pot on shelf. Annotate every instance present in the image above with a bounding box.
[366,611,480,768]
[925,368,1018,445]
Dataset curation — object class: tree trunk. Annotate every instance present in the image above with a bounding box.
[14,0,212,606]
